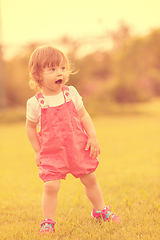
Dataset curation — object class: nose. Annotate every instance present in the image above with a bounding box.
[57,67,62,76]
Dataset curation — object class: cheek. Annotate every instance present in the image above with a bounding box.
[64,72,68,79]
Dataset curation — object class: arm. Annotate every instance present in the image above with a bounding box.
[26,119,41,166]
[77,106,100,158]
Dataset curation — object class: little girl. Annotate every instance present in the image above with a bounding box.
[26,45,121,234]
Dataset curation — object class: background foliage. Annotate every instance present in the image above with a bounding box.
[1,22,160,116]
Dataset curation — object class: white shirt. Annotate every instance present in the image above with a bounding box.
[26,86,83,124]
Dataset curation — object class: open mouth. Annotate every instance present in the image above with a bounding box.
[55,79,62,85]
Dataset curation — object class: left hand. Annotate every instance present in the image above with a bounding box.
[85,137,101,158]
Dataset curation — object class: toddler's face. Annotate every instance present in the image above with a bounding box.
[40,62,67,95]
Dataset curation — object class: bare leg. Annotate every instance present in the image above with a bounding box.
[80,172,105,211]
[42,180,60,220]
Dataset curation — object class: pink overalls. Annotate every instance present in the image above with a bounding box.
[35,86,99,182]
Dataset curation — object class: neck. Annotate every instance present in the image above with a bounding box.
[41,89,62,96]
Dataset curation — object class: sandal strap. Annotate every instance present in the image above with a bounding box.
[40,219,56,227]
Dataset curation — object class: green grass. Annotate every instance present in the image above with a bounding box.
[0,100,160,239]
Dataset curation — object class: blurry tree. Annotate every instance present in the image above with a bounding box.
[0,1,6,109]
[146,29,160,95]
[68,51,112,92]
[5,43,39,107]
[59,35,81,60]
[108,21,131,52]
[112,28,160,103]
[67,50,114,114]
[0,45,6,108]
[2,25,160,114]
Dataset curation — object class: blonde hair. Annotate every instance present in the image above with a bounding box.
[29,45,71,91]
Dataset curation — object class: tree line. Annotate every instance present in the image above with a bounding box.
[1,22,160,114]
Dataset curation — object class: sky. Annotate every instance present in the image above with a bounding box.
[1,0,160,58]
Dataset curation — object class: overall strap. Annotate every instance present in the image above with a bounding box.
[62,86,71,103]
[35,92,49,109]
[62,86,77,129]
[35,92,55,137]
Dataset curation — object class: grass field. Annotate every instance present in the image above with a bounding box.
[0,100,160,240]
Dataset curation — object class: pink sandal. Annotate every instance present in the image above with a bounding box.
[38,219,56,234]
[91,206,121,223]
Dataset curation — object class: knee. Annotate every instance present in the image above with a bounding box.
[44,180,60,195]
[80,173,97,188]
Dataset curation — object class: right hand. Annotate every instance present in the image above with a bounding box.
[85,137,101,158]
[35,152,41,167]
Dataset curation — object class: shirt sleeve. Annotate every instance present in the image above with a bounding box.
[69,86,83,110]
[26,97,40,123]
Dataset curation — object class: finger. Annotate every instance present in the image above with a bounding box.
[36,162,40,167]
[96,148,100,155]
[90,146,95,158]
[99,148,101,154]
[92,152,97,158]
[91,148,100,158]
[36,160,42,167]
[85,142,90,151]
[94,147,100,155]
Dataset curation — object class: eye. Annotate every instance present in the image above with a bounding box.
[61,66,66,70]
[50,68,55,72]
